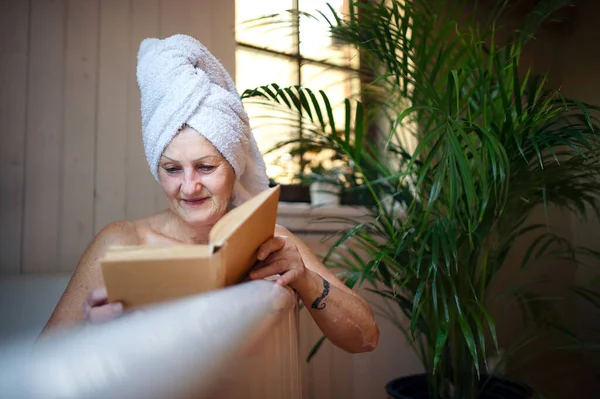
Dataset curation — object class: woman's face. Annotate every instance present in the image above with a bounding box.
[158,126,235,226]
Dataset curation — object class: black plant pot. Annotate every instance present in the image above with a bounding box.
[278,184,311,203]
[385,373,533,399]
[340,188,376,206]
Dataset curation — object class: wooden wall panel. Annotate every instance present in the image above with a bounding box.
[186,0,213,51]
[211,0,236,78]
[127,0,162,221]
[159,0,187,37]
[331,328,354,398]
[298,233,348,399]
[298,307,313,398]
[22,0,66,273]
[94,0,131,234]
[0,1,29,274]
[58,0,100,272]
[304,309,333,399]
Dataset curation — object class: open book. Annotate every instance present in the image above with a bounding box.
[100,185,281,309]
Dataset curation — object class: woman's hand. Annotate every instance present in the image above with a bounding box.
[248,226,379,353]
[249,235,307,288]
[82,288,124,323]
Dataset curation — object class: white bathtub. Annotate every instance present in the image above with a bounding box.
[0,273,71,345]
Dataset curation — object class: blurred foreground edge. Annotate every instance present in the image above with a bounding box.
[0,280,301,399]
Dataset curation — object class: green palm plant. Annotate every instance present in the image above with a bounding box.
[242,0,600,397]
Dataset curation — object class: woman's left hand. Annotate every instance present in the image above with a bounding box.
[249,235,306,288]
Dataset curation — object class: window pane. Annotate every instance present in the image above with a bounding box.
[236,48,300,183]
[300,63,361,172]
[236,47,298,89]
[299,0,359,68]
[301,62,360,131]
[235,0,296,53]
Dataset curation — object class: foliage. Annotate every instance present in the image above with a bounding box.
[242,0,600,397]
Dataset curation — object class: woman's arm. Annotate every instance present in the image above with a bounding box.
[40,221,139,336]
[250,225,379,353]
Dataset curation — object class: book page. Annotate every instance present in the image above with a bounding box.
[209,186,281,286]
[209,186,280,247]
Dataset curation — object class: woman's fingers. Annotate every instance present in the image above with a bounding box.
[86,287,109,307]
[250,259,290,281]
[83,288,106,318]
[256,236,287,261]
[250,259,305,286]
[83,287,124,323]
[87,303,124,323]
[251,235,307,286]
[275,268,303,286]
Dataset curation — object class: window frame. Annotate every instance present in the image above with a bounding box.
[235,0,361,184]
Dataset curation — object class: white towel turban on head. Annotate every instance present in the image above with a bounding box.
[136,34,269,206]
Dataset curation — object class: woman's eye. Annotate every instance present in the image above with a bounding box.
[197,164,215,172]
[164,166,181,174]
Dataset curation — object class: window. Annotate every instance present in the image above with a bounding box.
[235,0,361,184]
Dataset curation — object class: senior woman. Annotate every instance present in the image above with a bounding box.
[42,34,379,354]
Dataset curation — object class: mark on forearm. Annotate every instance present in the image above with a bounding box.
[311,278,330,310]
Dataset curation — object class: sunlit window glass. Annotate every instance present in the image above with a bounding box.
[235,0,361,185]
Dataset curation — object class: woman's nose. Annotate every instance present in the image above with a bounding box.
[181,170,202,196]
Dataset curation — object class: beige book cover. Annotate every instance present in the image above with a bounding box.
[101,185,281,309]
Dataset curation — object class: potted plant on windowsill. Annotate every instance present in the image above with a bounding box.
[302,163,343,207]
[242,1,600,397]
[304,162,377,207]
[288,146,346,207]
[256,112,379,208]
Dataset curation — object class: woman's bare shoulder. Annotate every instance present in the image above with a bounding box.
[41,212,169,333]
[72,220,142,273]
[94,220,142,246]
[40,220,141,333]
[95,210,168,246]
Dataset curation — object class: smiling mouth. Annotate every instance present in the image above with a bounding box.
[181,197,208,206]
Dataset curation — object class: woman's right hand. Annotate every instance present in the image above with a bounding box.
[83,287,124,323]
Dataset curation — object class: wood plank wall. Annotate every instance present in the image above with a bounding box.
[0,1,29,275]
[0,0,233,274]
